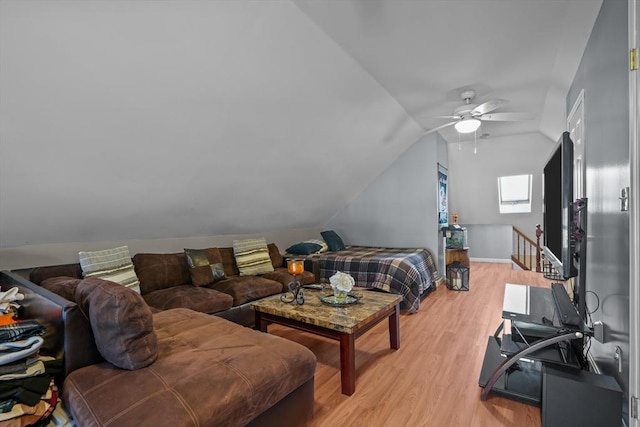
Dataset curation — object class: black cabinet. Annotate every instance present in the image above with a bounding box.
[542,365,622,427]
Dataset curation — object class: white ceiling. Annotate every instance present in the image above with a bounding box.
[0,0,602,250]
[295,0,602,143]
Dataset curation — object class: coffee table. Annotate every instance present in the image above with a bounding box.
[251,288,402,395]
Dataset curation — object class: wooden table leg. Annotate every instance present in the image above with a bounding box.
[339,332,356,395]
[389,304,400,350]
[255,312,268,332]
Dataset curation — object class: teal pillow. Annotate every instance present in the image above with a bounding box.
[321,230,346,252]
[286,242,322,255]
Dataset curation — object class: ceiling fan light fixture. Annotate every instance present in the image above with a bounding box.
[454,117,481,133]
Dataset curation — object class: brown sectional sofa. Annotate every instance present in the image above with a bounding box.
[24,243,315,327]
[0,267,317,427]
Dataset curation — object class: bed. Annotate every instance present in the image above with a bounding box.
[295,246,440,314]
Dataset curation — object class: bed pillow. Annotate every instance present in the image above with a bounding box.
[305,239,328,253]
[321,230,346,252]
[78,246,141,293]
[233,238,274,276]
[184,248,226,287]
[74,277,158,370]
[286,242,322,255]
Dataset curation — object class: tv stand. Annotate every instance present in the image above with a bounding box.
[480,328,583,401]
[478,283,591,405]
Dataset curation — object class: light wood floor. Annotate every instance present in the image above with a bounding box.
[267,262,553,427]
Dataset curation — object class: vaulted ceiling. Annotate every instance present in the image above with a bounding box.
[294,0,602,143]
[0,0,602,249]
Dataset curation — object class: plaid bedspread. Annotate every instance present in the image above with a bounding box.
[300,246,440,314]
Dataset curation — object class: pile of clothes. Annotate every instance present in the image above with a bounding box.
[0,287,61,427]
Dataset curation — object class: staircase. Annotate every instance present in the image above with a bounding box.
[512,225,566,281]
[511,225,542,272]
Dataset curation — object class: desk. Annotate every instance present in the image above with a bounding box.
[478,283,590,405]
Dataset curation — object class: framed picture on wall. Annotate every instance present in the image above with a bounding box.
[438,163,448,228]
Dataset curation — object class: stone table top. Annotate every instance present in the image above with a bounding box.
[251,287,402,334]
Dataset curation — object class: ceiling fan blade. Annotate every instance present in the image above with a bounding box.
[480,112,535,122]
[435,115,461,119]
[424,121,457,135]
[471,99,505,115]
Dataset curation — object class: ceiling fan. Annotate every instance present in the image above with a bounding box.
[425,89,534,135]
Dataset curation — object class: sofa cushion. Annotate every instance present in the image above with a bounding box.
[218,247,240,277]
[62,308,316,427]
[233,238,274,276]
[142,285,233,314]
[132,252,191,294]
[74,278,158,370]
[210,276,283,306]
[267,243,284,269]
[79,246,141,293]
[40,276,82,302]
[29,263,83,285]
[184,248,226,287]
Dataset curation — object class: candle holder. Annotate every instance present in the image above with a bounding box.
[281,259,305,304]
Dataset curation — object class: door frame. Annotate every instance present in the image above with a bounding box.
[629,1,639,426]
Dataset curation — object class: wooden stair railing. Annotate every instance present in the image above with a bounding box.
[511,224,542,272]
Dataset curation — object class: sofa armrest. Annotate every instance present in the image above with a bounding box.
[0,271,102,378]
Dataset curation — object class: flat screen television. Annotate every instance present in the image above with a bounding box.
[543,132,588,368]
[542,131,578,279]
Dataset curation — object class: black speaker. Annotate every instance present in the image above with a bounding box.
[542,365,622,427]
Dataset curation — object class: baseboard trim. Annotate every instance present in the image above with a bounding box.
[469,257,512,264]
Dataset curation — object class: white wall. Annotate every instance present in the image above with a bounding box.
[0,227,322,270]
[465,224,513,262]
[447,132,556,259]
[0,1,424,258]
[567,0,630,410]
[326,132,448,272]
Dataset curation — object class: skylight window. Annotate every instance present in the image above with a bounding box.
[498,174,532,214]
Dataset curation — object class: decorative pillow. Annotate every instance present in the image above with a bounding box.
[305,239,328,253]
[321,230,346,252]
[285,242,322,255]
[79,246,141,293]
[184,248,226,287]
[74,277,158,370]
[233,238,274,276]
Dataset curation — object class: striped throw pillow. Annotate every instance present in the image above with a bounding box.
[232,238,274,276]
[79,246,141,293]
